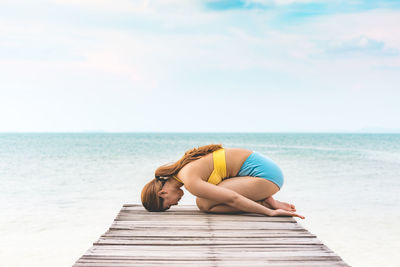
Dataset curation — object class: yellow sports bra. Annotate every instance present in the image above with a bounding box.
[172,148,227,185]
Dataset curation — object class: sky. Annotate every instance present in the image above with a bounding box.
[0,0,399,132]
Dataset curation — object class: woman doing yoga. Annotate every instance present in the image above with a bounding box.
[141,144,305,219]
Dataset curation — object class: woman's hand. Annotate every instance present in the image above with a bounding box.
[271,208,305,219]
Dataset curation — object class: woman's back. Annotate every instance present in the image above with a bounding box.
[176,147,253,182]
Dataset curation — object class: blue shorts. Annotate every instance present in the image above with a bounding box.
[237,151,284,189]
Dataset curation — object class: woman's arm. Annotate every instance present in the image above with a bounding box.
[206,199,272,214]
[184,178,275,216]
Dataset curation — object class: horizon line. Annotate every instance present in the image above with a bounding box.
[0,131,399,134]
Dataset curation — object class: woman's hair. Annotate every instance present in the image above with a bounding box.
[141,144,223,212]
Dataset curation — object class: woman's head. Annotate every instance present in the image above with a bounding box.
[141,144,223,212]
[141,177,184,212]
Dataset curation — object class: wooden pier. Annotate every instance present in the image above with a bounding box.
[73,204,349,266]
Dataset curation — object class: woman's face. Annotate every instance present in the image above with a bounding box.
[159,186,184,210]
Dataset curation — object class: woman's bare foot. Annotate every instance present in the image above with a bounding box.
[264,196,296,212]
[256,199,274,209]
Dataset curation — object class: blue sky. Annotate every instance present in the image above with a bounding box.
[0,0,399,132]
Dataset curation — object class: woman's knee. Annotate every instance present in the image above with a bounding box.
[196,197,220,212]
[196,197,210,212]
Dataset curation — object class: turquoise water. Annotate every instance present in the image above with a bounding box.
[1,133,399,267]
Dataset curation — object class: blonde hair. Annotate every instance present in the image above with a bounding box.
[141,144,223,212]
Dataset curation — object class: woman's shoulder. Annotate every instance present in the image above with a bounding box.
[176,152,214,182]
[224,147,253,155]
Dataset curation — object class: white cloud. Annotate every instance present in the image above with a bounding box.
[40,0,201,14]
[306,9,400,51]
[246,0,325,5]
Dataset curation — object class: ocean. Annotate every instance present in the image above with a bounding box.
[0,133,399,267]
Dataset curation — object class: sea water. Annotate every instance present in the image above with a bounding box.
[0,133,399,267]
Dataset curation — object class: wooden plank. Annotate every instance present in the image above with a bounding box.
[85,247,339,257]
[101,229,316,238]
[114,220,302,229]
[110,222,304,230]
[120,205,296,221]
[123,204,196,208]
[74,260,350,267]
[85,244,330,251]
[115,216,296,223]
[94,237,323,245]
[78,256,342,261]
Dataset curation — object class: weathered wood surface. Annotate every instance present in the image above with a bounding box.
[73,204,349,267]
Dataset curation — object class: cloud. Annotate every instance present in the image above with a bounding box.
[324,36,399,56]
[204,0,400,19]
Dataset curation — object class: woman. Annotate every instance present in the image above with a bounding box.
[141,144,304,219]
